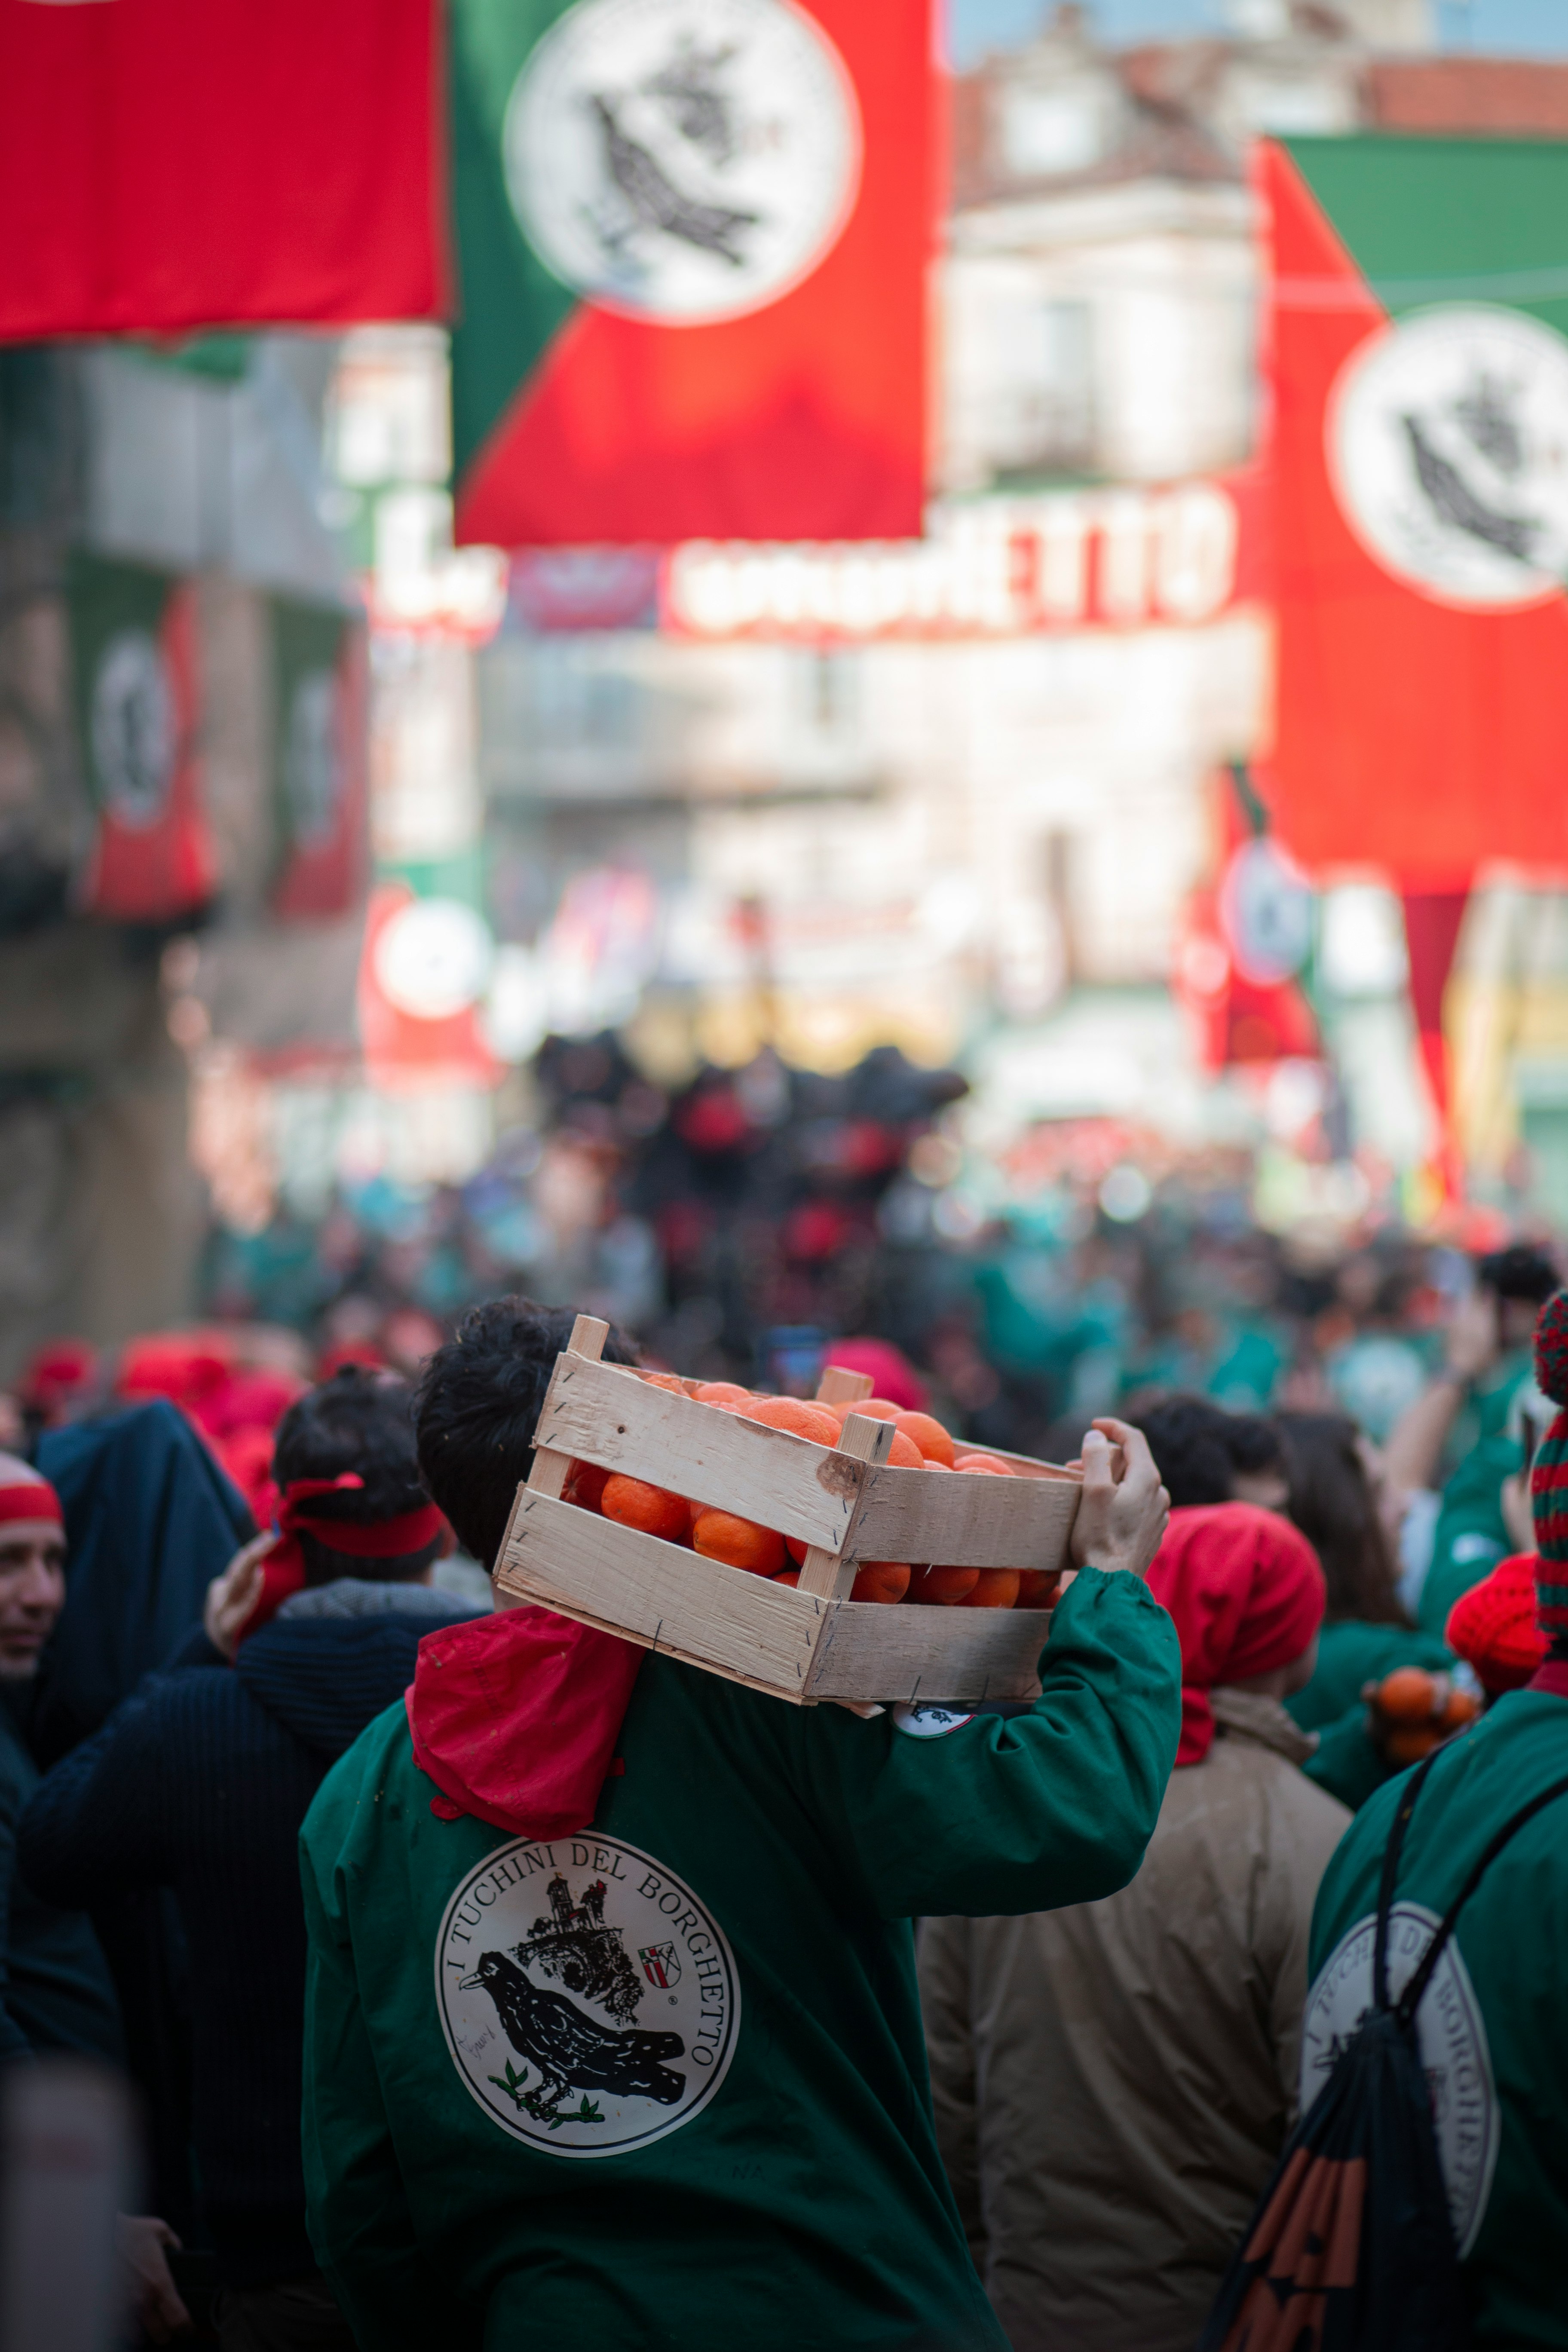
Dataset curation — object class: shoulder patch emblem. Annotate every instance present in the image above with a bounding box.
[891,1703,975,1740]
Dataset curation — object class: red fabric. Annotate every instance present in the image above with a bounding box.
[406,1608,644,1838]
[18,1341,98,1417]
[116,1332,232,1411]
[270,626,369,922]
[82,585,217,922]
[1445,1551,1546,1696]
[1256,141,1568,884]
[1146,1504,1327,1765]
[0,1478,64,1529]
[1528,1658,1568,1698]
[236,1477,445,1646]
[822,1339,927,1413]
[0,0,446,337]
[456,0,934,546]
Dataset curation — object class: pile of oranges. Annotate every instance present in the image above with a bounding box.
[561,1379,1062,1610]
[1366,1665,1482,1764]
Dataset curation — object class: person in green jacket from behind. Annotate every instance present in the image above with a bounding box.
[1302,1288,1568,2349]
[297,1297,1182,2352]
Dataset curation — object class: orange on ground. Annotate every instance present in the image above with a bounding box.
[741,1396,841,1446]
[894,1411,956,1467]
[600,1476,690,1546]
[1016,1569,1063,1608]
[564,1459,610,1513]
[908,1565,980,1605]
[694,1381,753,1407]
[954,1452,1017,1476]
[958,1569,1021,1609]
[850,1561,910,1605]
[1377,1667,1439,1723]
[692,1510,786,1577]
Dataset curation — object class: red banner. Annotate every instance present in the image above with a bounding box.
[1258,140,1568,885]
[0,0,446,338]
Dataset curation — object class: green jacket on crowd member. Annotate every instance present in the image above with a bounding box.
[1305,1687,1568,2348]
[299,1569,1181,2352]
[1418,1428,1519,1639]
[1288,1619,1455,1813]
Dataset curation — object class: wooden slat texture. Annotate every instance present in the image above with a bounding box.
[495,1315,610,1611]
[533,1353,865,1553]
[849,1462,1081,1569]
[497,1487,828,1697]
[803,1600,1053,1704]
[816,1365,875,1405]
[796,1411,895,1601]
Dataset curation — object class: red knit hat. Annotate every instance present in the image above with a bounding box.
[0,1461,64,1529]
[1445,1552,1547,1696]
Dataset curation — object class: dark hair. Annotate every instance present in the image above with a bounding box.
[1274,1411,1406,1625]
[1137,1393,1284,1510]
[413,1297,640,1571]
[272,1366,438,1586]
[1477,1244,1559,1306]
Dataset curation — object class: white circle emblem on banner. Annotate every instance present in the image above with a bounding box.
[1300,1903,1499,2256]
[373,899,494,1023]
[503,0,861,325]
[91,631,176,831]
[1328,303,1568,610]
[436,1835,740,2158]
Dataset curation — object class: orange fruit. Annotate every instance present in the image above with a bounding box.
[895,1410,956,1467]
[958,1570,1021,1609]
[883,1427,925,1468]
[850,1560,910,1605]
[954,1452,1016,1476]
[772,1568,800,1588]
[692,1510,786,1577]
[1441,1685,1481,1731]
[1377,1667,1439,1724]
[908,1565,980,1605]
[600,1476,691,1545]
[640,1370,687,1394]
[694,1381,752,1407]
[1386,1725,1443,1765]
[563,1459,610,1513]
[741,1396,841,1446]
[1016,1569,1063,1609]
[924,1458,952,1471]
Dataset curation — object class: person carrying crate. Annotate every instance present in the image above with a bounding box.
[297,1296,1181,2352]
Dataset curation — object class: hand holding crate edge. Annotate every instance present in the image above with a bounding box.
[495,1316,1103,1707]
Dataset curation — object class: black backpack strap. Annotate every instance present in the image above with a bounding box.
[1394,1768,1568,2030]
[1373,1745,1446,2012]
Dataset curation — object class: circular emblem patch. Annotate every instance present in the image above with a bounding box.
[891,1703,975,1739]
[283,670,342,848]
[1328,303,1568,609]
[90,630,175,831]
[436,1834,740,2159]
[502,0,861,325]
[1300,1903,1499,2255]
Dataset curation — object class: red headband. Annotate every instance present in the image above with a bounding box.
[276,1475,443,1560]
[0,1479,64,1530]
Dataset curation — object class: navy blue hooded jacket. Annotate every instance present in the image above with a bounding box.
[19,1586,483,2288]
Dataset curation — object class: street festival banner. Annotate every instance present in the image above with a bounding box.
[69,556,216,923]
[0,0,446,338]
[450,0,934,546]
[269,603,369,923]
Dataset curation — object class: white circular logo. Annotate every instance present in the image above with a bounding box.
[891,1703,974,1740]
[1329,304,1568,609]
[1219,839,1313,987]
[502,0,861,325]
[283,670,342,848]
[90,631,175,830]
[373,898,494,1022]
[436,1835,740,2158]
[1301,1903,1499,2255]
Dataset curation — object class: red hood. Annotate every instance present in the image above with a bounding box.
[405,1606,644,1838]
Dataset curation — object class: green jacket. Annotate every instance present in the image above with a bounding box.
[1306,1690,1568,2348]
[1289,1620,1455,1814]
[299,1568,1181,2351]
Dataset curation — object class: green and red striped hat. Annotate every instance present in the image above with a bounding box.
[1530,1291,1568,1643]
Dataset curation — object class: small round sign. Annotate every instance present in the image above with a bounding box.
[373,898,494,1023]
[1328,303,1568,610]
[436,1835,741,2159]
[503,0,861,325]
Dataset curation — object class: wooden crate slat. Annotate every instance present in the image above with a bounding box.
[802,1600,1052,1705]
[498,1487,827,1694]
[533,1353,866,1553]
[848,1463,1079,1569]
[796,1410,894,1601]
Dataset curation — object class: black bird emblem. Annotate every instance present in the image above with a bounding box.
[588,93,758,265]
[1402,413,1539,564]
[462,1949,686,2117]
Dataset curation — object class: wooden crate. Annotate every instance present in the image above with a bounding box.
[493,1318,1082,1707]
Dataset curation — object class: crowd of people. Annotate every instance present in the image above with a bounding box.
[0,1221,1563,2348]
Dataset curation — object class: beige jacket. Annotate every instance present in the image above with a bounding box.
[919,1690,1351,2352]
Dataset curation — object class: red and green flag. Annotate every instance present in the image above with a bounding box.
[448,0,934,546]
[1259,135,1568,888]
[269,603,368,922]
[70,556,216,922]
